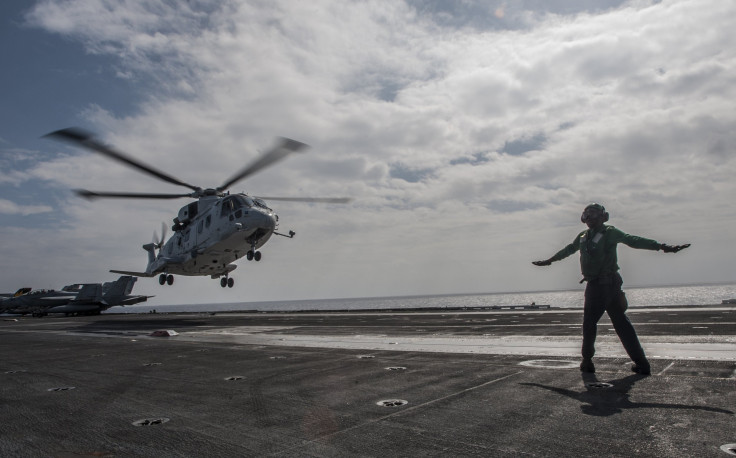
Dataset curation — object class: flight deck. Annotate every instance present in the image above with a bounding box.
[1,306,734,457]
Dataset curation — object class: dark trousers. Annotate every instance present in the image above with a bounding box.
[582,273,647,364]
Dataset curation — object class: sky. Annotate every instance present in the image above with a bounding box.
[1,0,734,306]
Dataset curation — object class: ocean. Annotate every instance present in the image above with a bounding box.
[119,282,736,314]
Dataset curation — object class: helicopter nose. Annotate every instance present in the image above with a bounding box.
[265,212,277,230]
[253,209,277,230]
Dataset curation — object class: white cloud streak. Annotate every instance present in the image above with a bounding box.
[0,199,53,216]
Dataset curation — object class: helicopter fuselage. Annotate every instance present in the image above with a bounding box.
[165,194,276,275]
[112,193,279,285]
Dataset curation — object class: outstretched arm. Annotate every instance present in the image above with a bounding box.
[614,228,691,254]
[533,239,580,267]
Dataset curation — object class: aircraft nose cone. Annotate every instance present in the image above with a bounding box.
[254,210,276,230]
[265,213,276,230]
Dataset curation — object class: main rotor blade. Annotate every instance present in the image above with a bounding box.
[45,128,201,193]
[255,196,353,204]
[74,189,194,200]
[217,137,308,193]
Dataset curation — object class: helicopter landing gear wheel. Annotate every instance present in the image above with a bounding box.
[220,277,227,288]
[247,250,262,261]
[220,277,234,288]
[159,274,166,285]
[228,277,234,288]
[166,274,174,285]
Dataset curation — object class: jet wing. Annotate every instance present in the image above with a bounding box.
[39,294,80,301]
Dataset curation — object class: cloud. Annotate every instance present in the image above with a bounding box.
[6,0,736,302]
[0,199,53,216]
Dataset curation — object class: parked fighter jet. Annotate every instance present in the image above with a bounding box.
[0,276,149,317]
[0,287,32,299]
[0,287,80,316]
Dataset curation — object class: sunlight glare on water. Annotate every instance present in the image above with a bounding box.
[122,283,736,313]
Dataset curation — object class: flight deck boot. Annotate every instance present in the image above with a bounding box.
[580,358,595,373]
[631,360,651,375]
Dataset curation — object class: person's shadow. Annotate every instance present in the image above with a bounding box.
[521,373,734,417]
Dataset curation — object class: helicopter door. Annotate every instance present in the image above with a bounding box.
[196,213,213,248]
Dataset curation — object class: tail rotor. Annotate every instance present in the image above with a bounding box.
[152,222,168,255]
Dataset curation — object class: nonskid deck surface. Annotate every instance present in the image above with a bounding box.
[1,307,734,457]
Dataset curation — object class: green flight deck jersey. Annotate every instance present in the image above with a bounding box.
[549,225,662,280]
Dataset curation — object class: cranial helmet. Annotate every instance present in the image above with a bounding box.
[581,203,609,223]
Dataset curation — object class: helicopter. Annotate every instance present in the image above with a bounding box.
[46,128,351,288]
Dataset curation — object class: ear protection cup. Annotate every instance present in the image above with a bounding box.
[581,204,608,223]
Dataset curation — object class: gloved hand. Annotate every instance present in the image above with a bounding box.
[661,243,691,253]
[532,260,552,266]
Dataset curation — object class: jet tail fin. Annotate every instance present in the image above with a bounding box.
[103,276,137,302]
[72,284,103,304]
[10,287,31,297]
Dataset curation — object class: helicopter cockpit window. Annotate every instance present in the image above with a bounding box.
[240,196,255,208]
[220,198,235,218]
[197,219,204,234]
[205,215,211,228]
[254,198,270,210]
[222,196,254,218]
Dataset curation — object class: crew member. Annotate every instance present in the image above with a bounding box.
[532,203,689,375]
